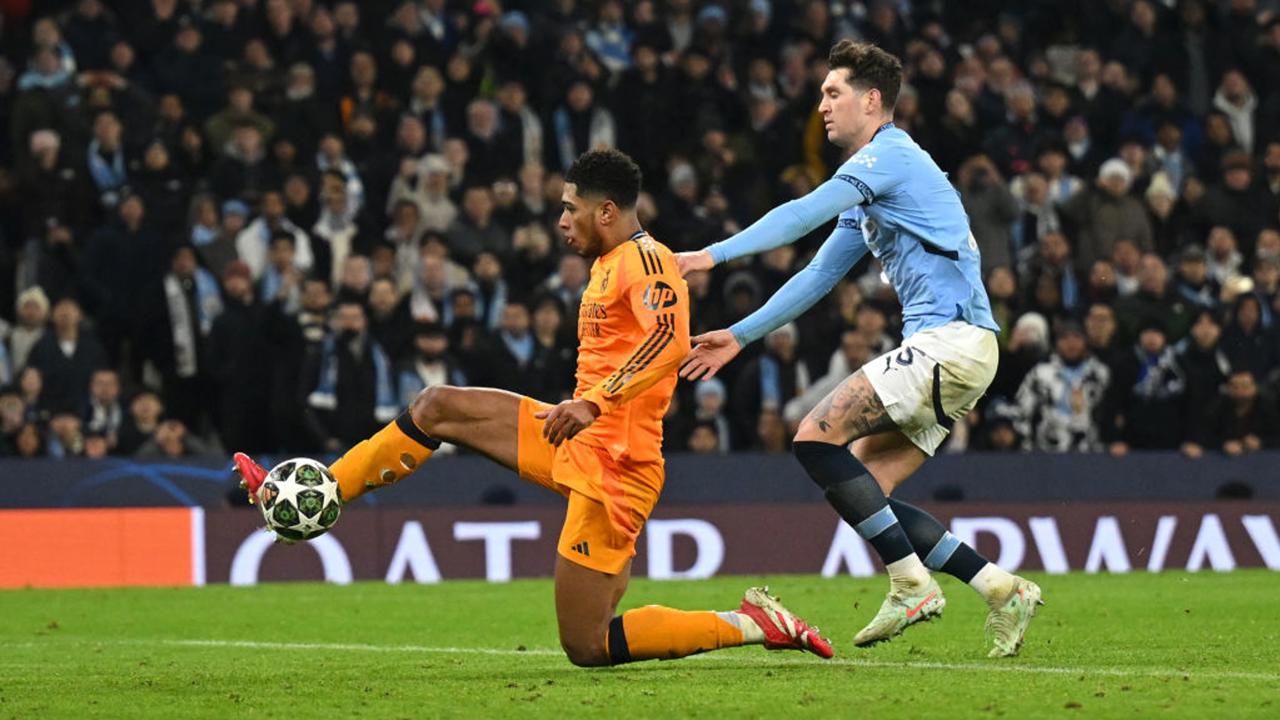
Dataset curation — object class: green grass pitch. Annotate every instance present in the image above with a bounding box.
[2,571,1277,718]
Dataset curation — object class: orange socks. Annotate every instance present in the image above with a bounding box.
[329,412,440,502]
[604,605,750,664]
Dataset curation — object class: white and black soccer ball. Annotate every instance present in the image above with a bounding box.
[258,457,342,542]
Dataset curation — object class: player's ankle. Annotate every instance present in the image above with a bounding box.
[720,611,765,644]
[886,556,931,591]
[969,564,1016,609]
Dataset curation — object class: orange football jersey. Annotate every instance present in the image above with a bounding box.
[575,231,691,462]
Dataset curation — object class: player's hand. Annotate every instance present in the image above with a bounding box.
[536,399,601,446]
[1223,439,1244,456]
[674,250,714,277]
[1180,442,1204,460]
[1243,434,1262,452]
[679,329,741,381]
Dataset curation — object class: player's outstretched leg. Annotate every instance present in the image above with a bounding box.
[329,386,524,502]
[554,553,831,667]
[889,498,1043,656]
[236,386,522,506]
[791,373,940,647]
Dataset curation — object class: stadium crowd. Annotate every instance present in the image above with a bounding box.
[0,0,1279,461]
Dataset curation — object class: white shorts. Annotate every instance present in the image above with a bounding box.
[863,321,999,456]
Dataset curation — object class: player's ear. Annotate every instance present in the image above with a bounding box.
[597,199,616,226]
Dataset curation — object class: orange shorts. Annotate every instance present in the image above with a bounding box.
[516,397,664,574]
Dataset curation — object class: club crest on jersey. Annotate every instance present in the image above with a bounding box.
[642,281,678,311]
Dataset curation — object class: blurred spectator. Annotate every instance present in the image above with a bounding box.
[148,244,222,431]
[1204,226,1244,290]
[1015,321,1110,452]
[304,299,397,451]
[686,420,721,454]
[191,198,245,277]
[116,390,163,456]
[549,80,616,173]
[335,255,373,305]
[367,277,412,362]
[83,431,110,459]
[205,86,275,154]
[482,302,543,396]
[1212,70,1257,155]
[83,367,122,448]
[530,295,576,401]
[135,418,219,458]
[958,155,1018,272]
[1063,158,1153,274]
[46,411,84,458]
[1172,245,1217,311]
[447,185,508,266]
[208,261,273,454]
[1116,253,1193,343]
[691,378,731,453]
[80,193,165,368]
[1198,152,1278,256]
[13,422,46,458]
[86,111,127,211]
[731,322,808,449]
[1190,370,1279,457]
[8,287,50,373]
[756,408,788,454]
[1104,320,1186,455]
[27,298,107,415]
[311,172,359,288]
[1084,302,1124,370]
[1219,294,1278,381]
[397,321,466,408]
[236,190,312,279]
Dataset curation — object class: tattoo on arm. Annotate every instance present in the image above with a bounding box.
[804,369,897,442]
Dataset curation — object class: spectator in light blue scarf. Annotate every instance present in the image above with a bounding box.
[17,46,72,91]
[585,1,633,75]
[87,112,128,209]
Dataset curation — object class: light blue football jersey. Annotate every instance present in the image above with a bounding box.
[707,123,999,345]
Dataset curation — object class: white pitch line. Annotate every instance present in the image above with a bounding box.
[137,639,1280,683]
[6,638,1276,683]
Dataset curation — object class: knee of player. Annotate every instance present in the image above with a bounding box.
[792,438,848,489]
[559,638,610,667]
[411,384,459,431]
[792,418,823,443]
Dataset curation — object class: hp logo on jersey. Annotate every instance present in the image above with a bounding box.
[642,281,678,311]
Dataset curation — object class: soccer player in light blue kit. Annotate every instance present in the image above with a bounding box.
[677,41,1042,657]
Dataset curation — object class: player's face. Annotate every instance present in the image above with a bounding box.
[559,182,604,257]
[819,69,873,148]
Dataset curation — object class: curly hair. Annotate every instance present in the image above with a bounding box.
[564,149,642,209]
[828,40,903,111]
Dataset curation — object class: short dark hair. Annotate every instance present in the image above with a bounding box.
[564,149,642,209]
[828,40,903,110]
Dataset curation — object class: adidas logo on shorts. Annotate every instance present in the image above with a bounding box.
[570,541,590,557]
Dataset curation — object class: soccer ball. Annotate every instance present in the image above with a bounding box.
[258,457,342,542]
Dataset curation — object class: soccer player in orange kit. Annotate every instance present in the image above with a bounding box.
[235,149,832,666]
